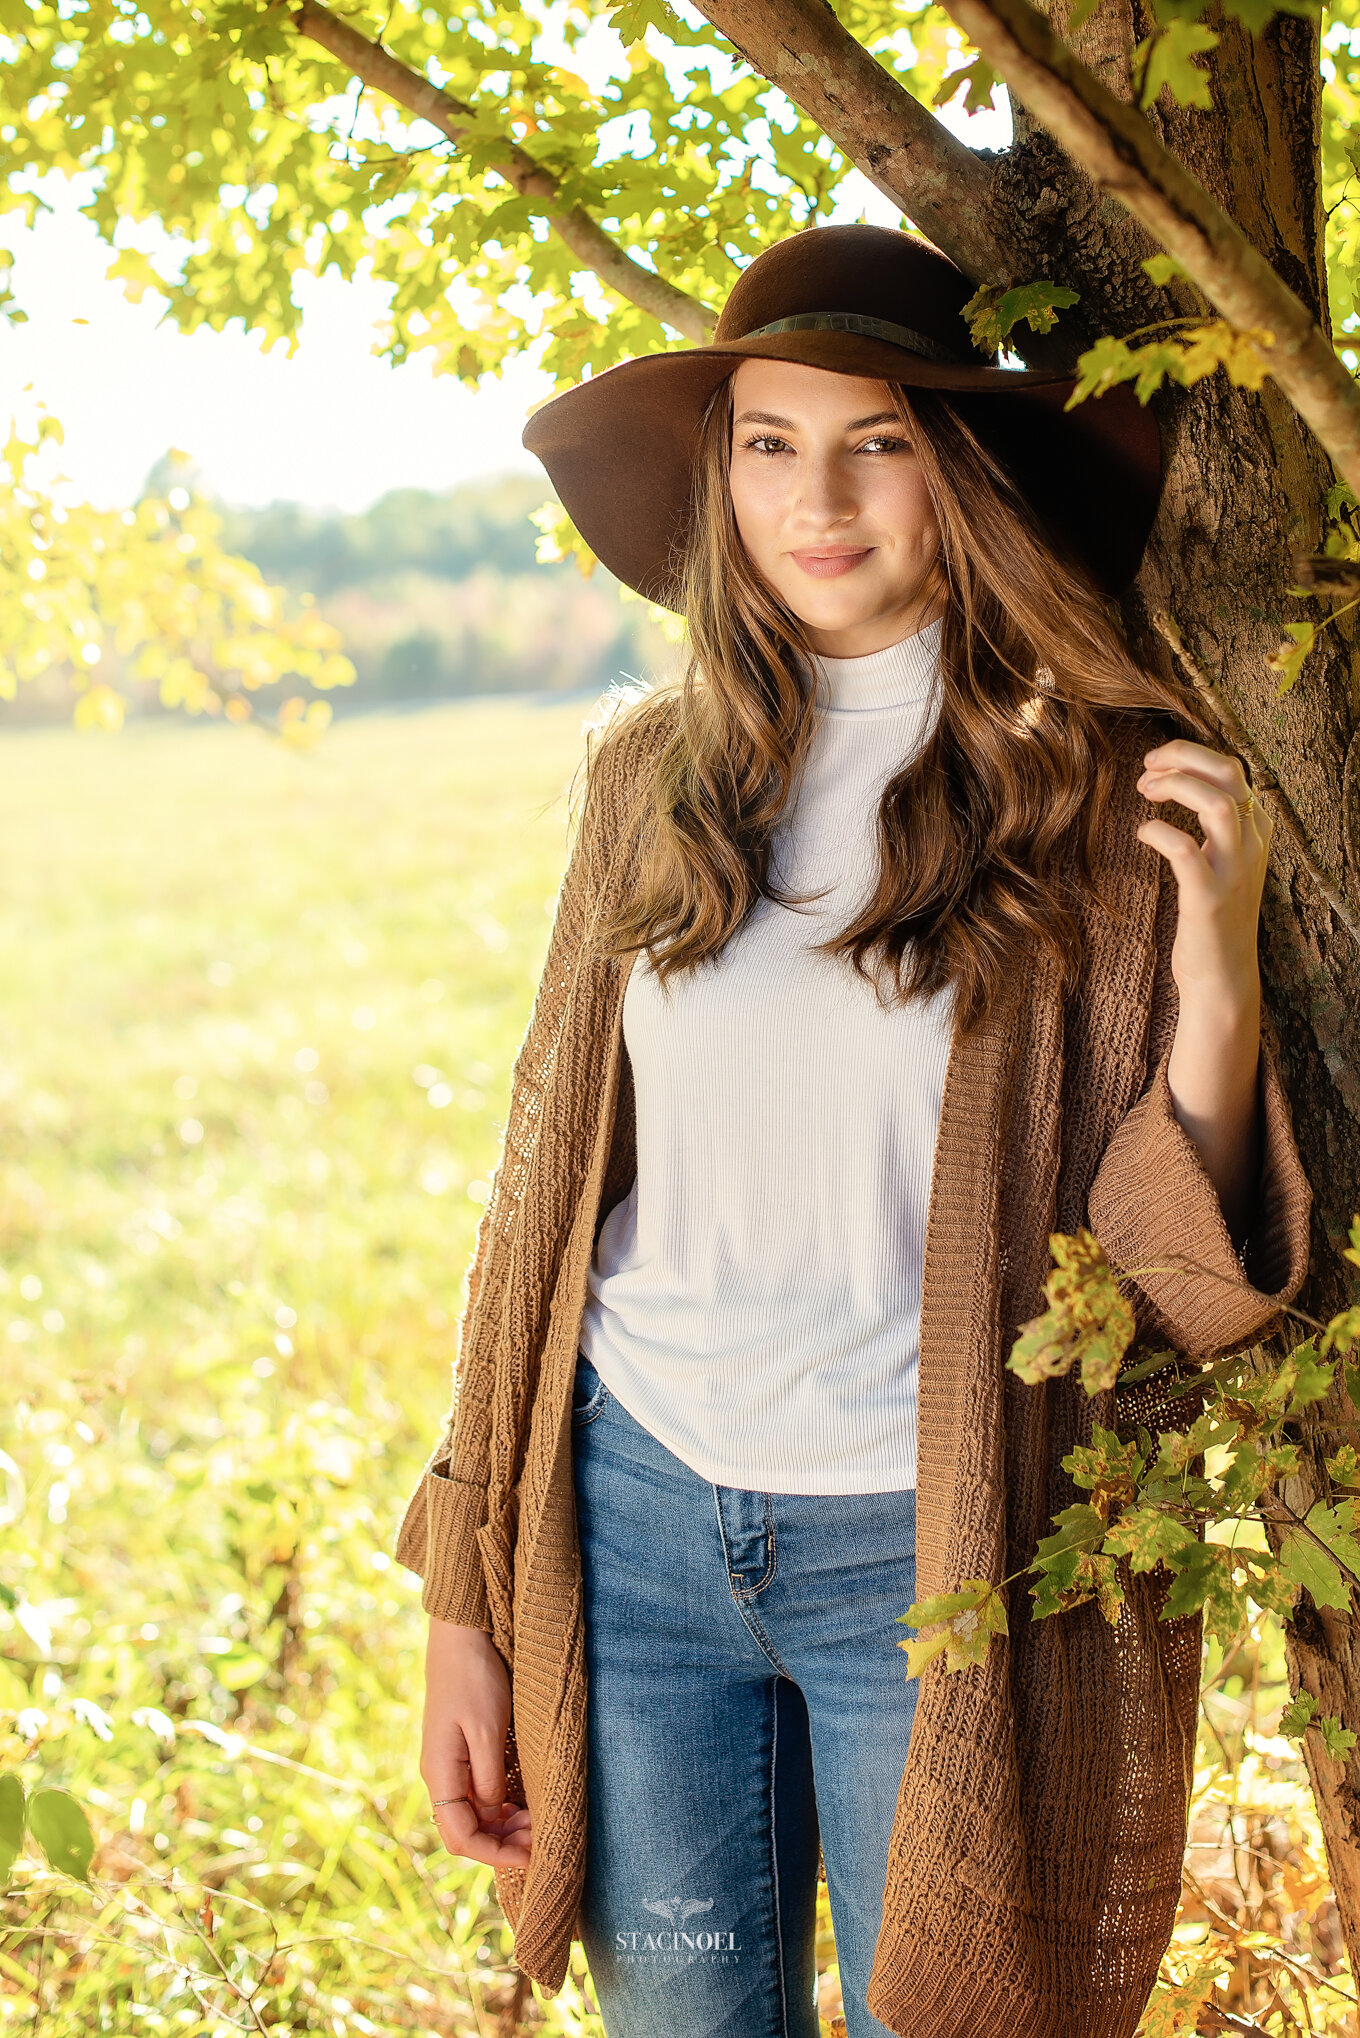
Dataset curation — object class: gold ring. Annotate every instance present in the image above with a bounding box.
[1235,792,1256,820]
[429,1798,461,1819]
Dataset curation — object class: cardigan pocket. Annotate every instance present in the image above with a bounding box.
[475,1486,520,1663]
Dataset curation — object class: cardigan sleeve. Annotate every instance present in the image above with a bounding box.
[1087,859,1312,1360]
[393,713,639,1626]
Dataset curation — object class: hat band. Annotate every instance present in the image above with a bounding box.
[739,310,963,366]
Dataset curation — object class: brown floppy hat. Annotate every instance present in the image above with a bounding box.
[523,223,1162,606]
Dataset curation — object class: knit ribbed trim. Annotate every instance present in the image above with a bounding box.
[813,615,942,712]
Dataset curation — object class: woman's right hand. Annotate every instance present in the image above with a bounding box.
[420,1616,533,1868]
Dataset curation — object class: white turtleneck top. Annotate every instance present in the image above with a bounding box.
[577,620,955,1494]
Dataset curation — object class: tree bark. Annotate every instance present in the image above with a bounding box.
[1002,0,1360,1969]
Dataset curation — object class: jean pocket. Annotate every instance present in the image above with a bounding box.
[571,1355,611,1427]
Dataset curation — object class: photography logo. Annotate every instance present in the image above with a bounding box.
[614,1895,742,1965]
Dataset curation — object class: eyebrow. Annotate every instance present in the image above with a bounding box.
[733,410,903,432]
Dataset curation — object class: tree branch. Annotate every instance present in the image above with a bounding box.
[688,0,1019,284]
[290,0,715,342]
[936,0,1360,498]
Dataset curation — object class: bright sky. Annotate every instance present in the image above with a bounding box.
[0,99,1008,514]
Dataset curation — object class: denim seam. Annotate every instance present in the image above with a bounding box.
[732,1595,794,1680]
[713,1490,793,1678]
[767,1677,792,2038]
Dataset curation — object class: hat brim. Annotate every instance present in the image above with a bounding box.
[523,331,1161,607]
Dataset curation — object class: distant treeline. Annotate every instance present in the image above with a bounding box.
[1,473,674,726]
[220,475,673,710]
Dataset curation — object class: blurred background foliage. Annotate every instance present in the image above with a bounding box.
[1,467,674,728]
[0,700,1351,2035]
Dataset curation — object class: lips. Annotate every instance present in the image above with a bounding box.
[789,548,875,579]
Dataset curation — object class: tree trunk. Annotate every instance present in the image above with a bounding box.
[993,0,1360,1964]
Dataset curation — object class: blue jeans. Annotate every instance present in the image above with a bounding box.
[571,1354,919,2038]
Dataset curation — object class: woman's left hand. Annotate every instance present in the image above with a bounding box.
[1135,739,1272,1004]
[1134,738,1272,1244]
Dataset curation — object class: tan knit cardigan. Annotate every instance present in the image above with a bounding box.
[396,695,1312,2038]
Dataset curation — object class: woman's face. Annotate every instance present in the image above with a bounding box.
[727,357,943,660]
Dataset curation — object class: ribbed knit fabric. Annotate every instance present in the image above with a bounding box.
[395,691,1313,2037]
[580,621,952,1493]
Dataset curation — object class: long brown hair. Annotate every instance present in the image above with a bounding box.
[598,375,1203,1032]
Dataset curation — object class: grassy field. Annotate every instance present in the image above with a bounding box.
[0,701,605,2034]
[0,702,1350,2036]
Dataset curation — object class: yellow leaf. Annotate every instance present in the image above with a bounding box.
[898,1578,1008,1677]
[1007,1229,1135,1394]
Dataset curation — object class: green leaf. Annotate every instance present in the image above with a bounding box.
[1102,1506,1197,1574]
[27,1789,94,1883]
[1141,252,1190,287]
[1304,1499,1360,1582]
[608,0,681,46]
[1028,1504,1125,1624]
[1135,19,1219,110]
[211,1645,270,1691]
[1286,1342,1336,1415]
[1160,1543,1249,1640]
[1325,1310,1360,1360]
[1280,1526,1350,1611]
[1030,1543,1125,1625]
[0,1775,25,1885]
[1279,1688,1319,1738]
[1320,1714,1359,1762]
[1327,1444,1360,1488]
[897,1579,1008,1678]
[1062,1425,1143,1516]
[933,53,999,117]
[962,279,1080,354]
[1115,1345,1178,1387]
[1325,481,1358,523]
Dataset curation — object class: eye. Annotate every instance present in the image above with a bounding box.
[855,434,911,455]
[738,433,793,456]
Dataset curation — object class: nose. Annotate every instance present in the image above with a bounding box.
[791,449,860,532]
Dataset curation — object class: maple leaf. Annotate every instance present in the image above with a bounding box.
[933,53,998,118]
[1147,1412,1218,1481]
[897,1580,1008,1678]
[1280,1522,1351,1612]
[1029,1504,1125,1624]
[1321,1714,1359,1762]
[1160,1543,1250,1641]
[1102,1506,1197,1575]
[1326,1308,1360,1358]
[1278,1688,1357,1762]
[1265,620,1315,692]
[961,279,1080,353]
[1279,1688,1319,1738]
[1177,321,1274,390]
[1062,1425,1143,1519]
[608,0,682,46]
[1328,1444,1360,1488]
[1007,1229,1135,1396]
[1141,251,1190,287]
[1135,18,1219,109]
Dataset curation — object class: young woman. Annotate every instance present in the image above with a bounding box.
[399,227,1312,2038]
